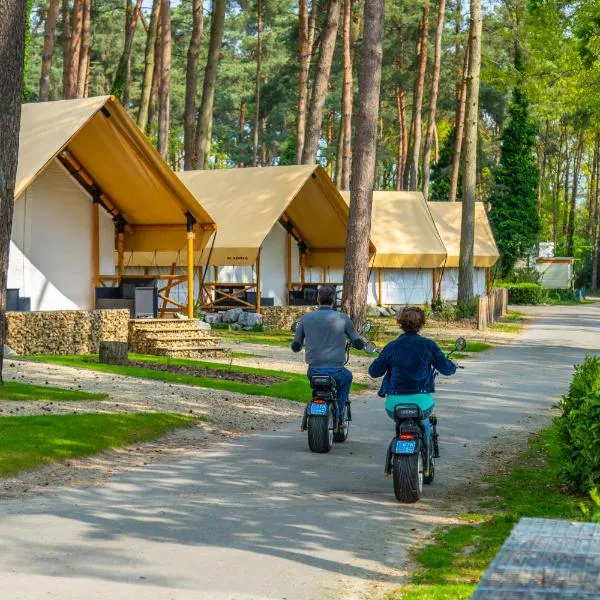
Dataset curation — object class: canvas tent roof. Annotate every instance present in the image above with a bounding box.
[428,202,500,268]
[341,191,447,268]
[17,97,216,256]
[178,165,367,267]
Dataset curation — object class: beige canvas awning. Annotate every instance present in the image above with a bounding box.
[17,97,216,256]
[178,165,369,267]
[428,202,500,268]
[341,191,447,268]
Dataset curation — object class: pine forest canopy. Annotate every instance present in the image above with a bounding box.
[22,0,600,289]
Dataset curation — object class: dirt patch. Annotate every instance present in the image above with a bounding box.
[126,360,286,385]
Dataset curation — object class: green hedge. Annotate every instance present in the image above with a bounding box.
[557,355,600,491]
[502,282,547,304]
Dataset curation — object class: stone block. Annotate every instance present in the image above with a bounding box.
[222,308,244,323]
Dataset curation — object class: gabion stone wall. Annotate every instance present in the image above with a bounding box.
[261,306,313,330]
[6,309,130,355]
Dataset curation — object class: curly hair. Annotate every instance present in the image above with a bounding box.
[397,306,426,333]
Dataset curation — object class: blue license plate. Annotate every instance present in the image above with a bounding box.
[310,402,328,415]
[394,440,416,454]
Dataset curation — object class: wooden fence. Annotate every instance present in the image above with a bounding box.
[477,287,508,329]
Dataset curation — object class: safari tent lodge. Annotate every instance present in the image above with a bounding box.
[9,96,216,319]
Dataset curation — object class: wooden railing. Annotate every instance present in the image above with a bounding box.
[200,282,258,311]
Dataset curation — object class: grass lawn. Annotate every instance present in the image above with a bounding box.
[489,310,525,334]
[24,354,367,403]
[387,426,584,599]
[0,412,195,477]
[215,327,492,357]
[216,327,294,347]
[0,381,108,401]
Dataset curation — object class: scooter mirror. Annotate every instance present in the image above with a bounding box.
[291,321,298,333]
[455,337,467,351]
[363,321,372,334]
[364,342,378,354]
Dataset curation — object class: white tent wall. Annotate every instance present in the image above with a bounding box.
[382,269,434,305]
[260,222,288,305]
[440,268,487,301]
[8,159,114,311]
[304,268,344,284]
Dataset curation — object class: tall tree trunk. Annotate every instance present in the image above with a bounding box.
[296,0,310,164]
[394,21,407,191]
[454,0,462,99]
[422,0,447,199]
[61,0,71,97]
[552,129,564,250]
[194,0,227,169]
[342,0,384,327]
[112,0,143,104]
[301,0,341,164]
[335,116,344,185]
[457,0,482,304]
[588,134,598,238]
[238,100,246,166]
[537,119,549,213]
[65,0,83,99]
[0,0,26,382]
[340,0,353,190]
[147,14,162,134]
[261,115,267,166]
[157,0,171,159]
[183,0,204,170]
[567,129,584,256]
[39,0,59,101]
[76,0,90,98]
[593,132,600,289]
[137,0,160,131]
[562,142,571,244]
[408,0,430,191]
[252,0,263,167]
[449,39,469,202]
[395,85,407,190]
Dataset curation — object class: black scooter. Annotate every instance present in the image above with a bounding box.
[291,320,377,453]
[384,336,466,503]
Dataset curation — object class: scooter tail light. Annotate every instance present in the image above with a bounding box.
[312,399,326,404]
[399,433,415,440]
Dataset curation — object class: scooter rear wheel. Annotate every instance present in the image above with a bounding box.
[307,405,334,453]
[393,452,423,503]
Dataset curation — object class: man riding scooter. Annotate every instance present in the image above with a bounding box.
[291,286,366,431]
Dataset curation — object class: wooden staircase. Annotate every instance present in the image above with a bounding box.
[129,319,225,359]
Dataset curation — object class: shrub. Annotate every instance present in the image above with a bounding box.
[558,355,600,424]
[431,301,458,321]
[502,282,547,304]
[545,288,577,303]
[557,355,600,491]
[504,266,541,284]
[563,392,600,491]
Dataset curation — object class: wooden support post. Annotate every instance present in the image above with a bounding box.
[117,233,125,281]
[378,268,383,306]
[286,233,292,292]
[486,267,492,295]
[186,216,196,319]
[432,269,437,303]
[92,202,99,288]
[256,247,262,313]
[300,253,306,287]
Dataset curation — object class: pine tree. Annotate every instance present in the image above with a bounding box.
[429,127,462,201]
[489,76,540,276]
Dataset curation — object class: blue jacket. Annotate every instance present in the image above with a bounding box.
[368,332,456,397]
